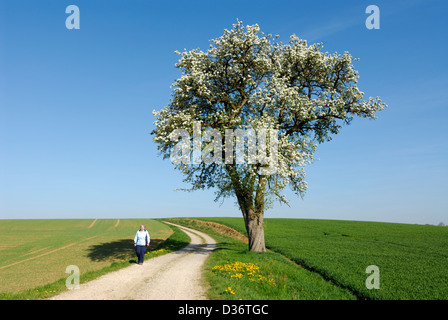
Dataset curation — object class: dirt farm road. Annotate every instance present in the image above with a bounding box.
[51,223,217,300]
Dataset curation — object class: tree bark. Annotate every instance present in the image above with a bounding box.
[226,165,267,252]
[241,175,267,252]
[244,209,266,252]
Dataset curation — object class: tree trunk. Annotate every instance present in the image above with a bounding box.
[226,165,267,252]
[246,175,267,252]
[244,210,266,252]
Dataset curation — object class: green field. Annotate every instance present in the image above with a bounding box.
[0,219,173,295]
[2,217,447,300]
[166,218,357,300]
[197,217,448,300]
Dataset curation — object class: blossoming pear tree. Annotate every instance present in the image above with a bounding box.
[152,20,386,252]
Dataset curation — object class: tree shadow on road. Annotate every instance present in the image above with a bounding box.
[86,239,163,262]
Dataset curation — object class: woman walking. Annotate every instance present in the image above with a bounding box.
[134,224,150,265]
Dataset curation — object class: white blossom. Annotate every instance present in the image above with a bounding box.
[151,20,386,208]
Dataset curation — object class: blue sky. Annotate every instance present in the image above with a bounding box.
[0,0,447,224]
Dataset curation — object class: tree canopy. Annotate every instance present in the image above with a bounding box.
[152,20,386,251]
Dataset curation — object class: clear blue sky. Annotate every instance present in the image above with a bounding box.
[0,0,447,224]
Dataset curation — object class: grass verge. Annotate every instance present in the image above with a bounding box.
[199,217,448,300]
[164,218,355,300]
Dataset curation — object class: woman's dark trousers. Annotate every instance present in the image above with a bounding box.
[136,245,147,264]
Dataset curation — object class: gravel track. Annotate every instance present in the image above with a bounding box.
[51,223,216,300]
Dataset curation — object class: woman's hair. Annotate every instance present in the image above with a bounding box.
[140,224,146,230]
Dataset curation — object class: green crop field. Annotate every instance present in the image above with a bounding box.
[199,217,448,300]
[2,217,447,300]
[0,219,173,295]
